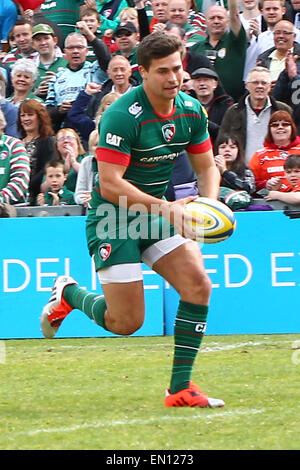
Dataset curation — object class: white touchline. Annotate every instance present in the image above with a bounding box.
[19,409,265,437]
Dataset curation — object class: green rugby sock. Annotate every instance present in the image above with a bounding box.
[63,284,108,330]
[170,300,208,394]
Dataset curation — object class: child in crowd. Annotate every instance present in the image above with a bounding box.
[36,160,74,206]
[265,155,300,205]
[74,130,99,207]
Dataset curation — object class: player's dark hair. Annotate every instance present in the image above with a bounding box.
[284,154,300,170]
[137,32,183,70]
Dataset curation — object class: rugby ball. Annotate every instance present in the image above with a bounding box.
[185,197,236,243]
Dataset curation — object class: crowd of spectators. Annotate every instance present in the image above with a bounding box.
[1,0,300,216]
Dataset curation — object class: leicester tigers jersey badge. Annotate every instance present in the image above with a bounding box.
[99,243,112,261]
[162,123,176,142]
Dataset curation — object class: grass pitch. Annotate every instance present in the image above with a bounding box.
[0,333,299,450]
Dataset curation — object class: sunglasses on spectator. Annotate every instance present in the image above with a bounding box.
[270,122,291,128]
[115,31,133,38]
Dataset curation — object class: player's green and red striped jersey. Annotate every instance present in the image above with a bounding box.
[94,85,211,202]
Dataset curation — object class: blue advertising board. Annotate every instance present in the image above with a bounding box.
[1,211,300,339]
[0,217,164,339]
[165,211,300,335]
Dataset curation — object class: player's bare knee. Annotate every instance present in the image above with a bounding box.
[105,309,144,336]
[179,271,212,303]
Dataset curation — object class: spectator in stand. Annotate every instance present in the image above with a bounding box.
[255,0,300,57]
[74,129,99,206]
[68,85,121,142]
[85,0,128,37]
[37,160,75,206]
[76,7,112,66]
[214,133,256,194]
[257,20,300,83]
[166,0,206,46]
[239,0,263,80]
[49,127,88,193]
[191,67,234,126]
[181,70,195,94]
[7,58,44,107]
[2,19,39,67]
[264,153,300,203]
[0,0,18,42]
[148,0,170,32]
[163,23,212,76]
[0,72,19,137]
[31,24,68,101]
[113,22,142,84]
[285,0,300,27]
[219,66,292,163]
[81,55,137,125]
[190,0,247,102]
[17,1,65,50]
[45,32,107,131]
[17,99,56,204]
[39,0,85,40]
[249,110,300,192]
[0,108,30,205]
[272,50,300,132]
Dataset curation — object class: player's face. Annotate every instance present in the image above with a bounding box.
[140,51,183,103]
[46,167,66,192]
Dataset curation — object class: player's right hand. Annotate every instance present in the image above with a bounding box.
[164,196,204,240]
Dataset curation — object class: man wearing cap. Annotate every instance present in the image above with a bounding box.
[32,24,68,101]
[113,22,142,84]
[191,68,234,126]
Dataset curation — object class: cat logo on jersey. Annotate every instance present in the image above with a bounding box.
[162,123,176,142]
[99,243,112,261]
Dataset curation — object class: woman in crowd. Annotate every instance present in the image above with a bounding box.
[249,110,300,193]
[18,99,56,204]
[53,127,88,193]
[7,58,43,107]
[214,133,256,194]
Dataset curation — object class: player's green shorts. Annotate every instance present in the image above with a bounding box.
[86,203,176,271]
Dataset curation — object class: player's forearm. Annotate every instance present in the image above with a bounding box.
[197,165,220,200]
